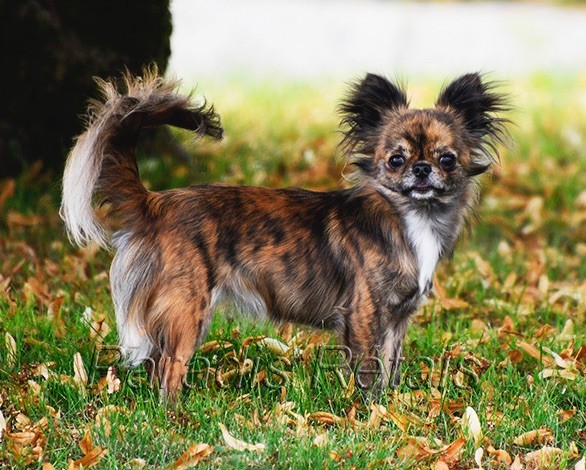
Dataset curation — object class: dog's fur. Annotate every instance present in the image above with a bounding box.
[61,70,507,396]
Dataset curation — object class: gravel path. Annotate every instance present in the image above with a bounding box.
[169,0,586,80]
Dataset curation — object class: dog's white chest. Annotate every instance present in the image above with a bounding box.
[405,211,442,293]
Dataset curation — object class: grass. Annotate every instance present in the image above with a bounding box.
[1,72,585,468]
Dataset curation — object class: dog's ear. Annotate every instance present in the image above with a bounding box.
[339,73,408,155]
[436,73,507,141]
[437,73,509,173]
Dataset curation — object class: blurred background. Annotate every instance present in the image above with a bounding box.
[2,0,585,180]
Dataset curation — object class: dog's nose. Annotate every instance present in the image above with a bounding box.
[412,162,432,179]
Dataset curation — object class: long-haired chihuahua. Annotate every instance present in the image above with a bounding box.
[61,69,508,397]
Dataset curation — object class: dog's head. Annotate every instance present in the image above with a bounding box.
[339,73,508,204]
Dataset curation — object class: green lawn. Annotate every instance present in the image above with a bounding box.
[1,73,585,469]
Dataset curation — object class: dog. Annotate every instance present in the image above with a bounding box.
[61,69,508,397]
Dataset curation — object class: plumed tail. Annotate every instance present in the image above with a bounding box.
[61,68,223,248]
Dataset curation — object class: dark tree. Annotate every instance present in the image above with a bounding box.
[0,1,172,177]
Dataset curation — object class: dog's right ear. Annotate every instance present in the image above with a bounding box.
[339,73,408,155]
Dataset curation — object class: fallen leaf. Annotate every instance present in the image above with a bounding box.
[106,367,121,394]
[434,460,449,470]
[128,458,146,469]
[558,408,577,423]
[257,337,290,356]
[15,413,31,430]
[487,446,512,465]
[0,409,6,441]
[6,431,37,445]
[441,437,467,464]
[69,446,108,469]
[218,423,265,452]
[0,179,15,209]
[308,412,343,426]
[499,316,516,336]
[313,433,328,447]
[474,447,484,467]
[198,340,233,353]
[396,437,436,462]
[516,341,554,366]
[462,407,483,446]
[513,427,553,446]
[508,349,524,363]
[7,211,41,227]
[170,443,214,469]
[525,446,563,467]
[510,454,523,470]
[73,353,88,387]
[79,430,93,455]
[5,332,17,368]
[329,450,343,462]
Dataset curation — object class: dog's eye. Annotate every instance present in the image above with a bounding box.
[439,153,456,171]
[388,155,406,169]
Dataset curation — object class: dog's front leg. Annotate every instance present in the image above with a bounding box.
[378,318,410,389]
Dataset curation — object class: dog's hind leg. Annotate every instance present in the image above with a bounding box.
[148,288,213,399]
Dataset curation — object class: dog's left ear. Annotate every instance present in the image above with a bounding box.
[437,73,508,174]
[339,73,408,156]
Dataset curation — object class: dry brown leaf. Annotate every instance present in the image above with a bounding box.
[441,437,467,464]
[487,446,512,465]
[557,319,575,341]
[525,446,563,467]
[508,349,524,363]
[434,460,450,470]
[384,408,413,433]
[73,353,88,387]
[128,458,147,469]
[513,427,553,446]
[95,405,125,437]
[7,211,41,227]
[106,367,121,394]
[474,447,484,467]
[0,179,15,209]
[344,373,355,399]
[313,433,329,447]
[516,341,555,366]
[170,443,214,469]
[510,454,523,470]
[89,314,111,344]
[5,332,17,368]
[79,430,93,455]
[0,409,6,441]
[6,431,37,445]
[396,437,436,462]
[41,463,56,470]
[558,408,577,423]
[535,324,556,339]
[198,340,233,353]
[543,347,572,369]
[69,446,108,469]
[308,411,343,426]
[329,450,343,462]
[439,295,470,311]
[499,316,516,336]
[257,337,290,356]
[470,319,489,335]
[461,407,483,446]
[240,335,267,349]
[15,413,31,430]
[218,423,265,452]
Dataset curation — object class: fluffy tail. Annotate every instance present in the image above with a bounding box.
[61,68,223,248]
